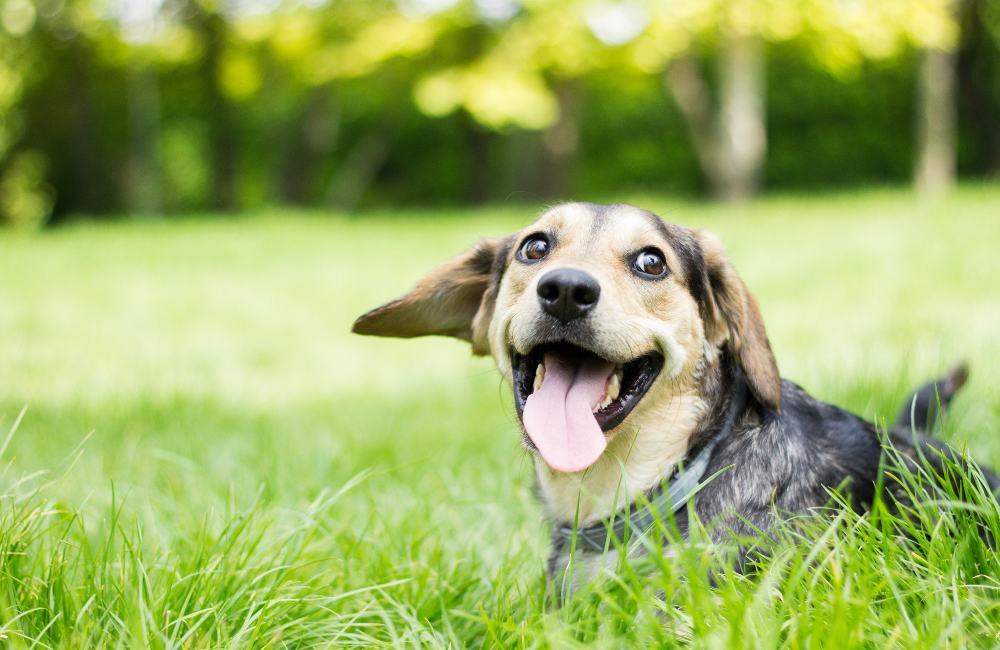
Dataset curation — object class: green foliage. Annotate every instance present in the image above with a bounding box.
[766,44,920,189]
[0,3,52,228]
[0,151,52,228]
[1,0,999,217]
[568,48,924,197]
[0,188,998,645]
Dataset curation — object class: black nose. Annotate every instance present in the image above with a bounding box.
[536,268,601,324]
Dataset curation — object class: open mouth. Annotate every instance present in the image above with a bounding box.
[511,342,664,473]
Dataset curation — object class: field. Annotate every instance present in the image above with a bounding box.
[1,188,999,647]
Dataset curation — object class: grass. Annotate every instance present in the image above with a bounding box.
[0,186,998,647]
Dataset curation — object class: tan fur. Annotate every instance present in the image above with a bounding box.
[696,231,781,412]
[352,238,505,355]
[354,203,778,527]
[485,205,714,524]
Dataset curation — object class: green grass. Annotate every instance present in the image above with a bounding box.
[0,187,999,647]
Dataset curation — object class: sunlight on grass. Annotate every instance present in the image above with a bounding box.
[0,187,998,646]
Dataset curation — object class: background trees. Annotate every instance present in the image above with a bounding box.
[2,0,999,226]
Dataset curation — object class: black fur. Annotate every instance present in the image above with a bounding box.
[665,228,709,308]
[549,351,997,582]
[490,236,516,287]
[634,350,998,556]
[895,363,969,433]
[484,204,998,577]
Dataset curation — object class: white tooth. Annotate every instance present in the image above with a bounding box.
[608,370,621,402]
[592,367,624,413]
[533,363,545,393]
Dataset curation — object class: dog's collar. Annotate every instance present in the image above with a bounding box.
[554,376,750,554]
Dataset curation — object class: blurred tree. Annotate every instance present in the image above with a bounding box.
[2,0,997,221]
[916,46,958,196]
[628,0,961,201]
[283,0,443,207]
[958,0,1000,177]
[122,0,164,215]
[184,0,238,210]
[914,1,961,196]
[0,0,53,227]
[400,0,963,202]
[409,0,595,200]
[663,32,767,202]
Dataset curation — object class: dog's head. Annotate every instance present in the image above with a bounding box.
[354,203,779,474]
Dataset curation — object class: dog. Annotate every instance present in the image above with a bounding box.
[353,202,999,588]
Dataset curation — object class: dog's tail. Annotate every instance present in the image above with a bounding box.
[890,361,1000,508]
[894,362,969,435]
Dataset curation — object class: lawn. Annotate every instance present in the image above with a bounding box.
[1,187,999,647]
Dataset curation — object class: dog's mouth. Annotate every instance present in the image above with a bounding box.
[511,342,664,473]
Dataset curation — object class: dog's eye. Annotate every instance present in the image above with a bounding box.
[518,235,550,262]
[633,249,668,278]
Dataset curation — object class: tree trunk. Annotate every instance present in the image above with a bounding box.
[67,40,101,215]
[460,112,492,204]
[915,47,957,196]
[535,83,581,200]
[281,87,338,205]
[717,33,766,201]
[957,0,1000,176]
[125,65,162,216]
[325,133,389,212]
[665,33,766,202]
[191,7,236,211]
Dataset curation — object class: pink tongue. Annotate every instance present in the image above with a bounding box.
[523,352,615,473]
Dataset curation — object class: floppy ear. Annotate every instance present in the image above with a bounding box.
[696,230,781,412]
[352,237,512,356]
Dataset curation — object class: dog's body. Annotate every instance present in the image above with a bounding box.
[354,203,998,587]
[546,353,993,588]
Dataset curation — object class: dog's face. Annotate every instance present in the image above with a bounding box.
[354,203,780,474]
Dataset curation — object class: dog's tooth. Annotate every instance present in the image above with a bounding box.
[593,392,612,413]
[608,371,621,402]
[533,363,545,393]
[592,369,623,413]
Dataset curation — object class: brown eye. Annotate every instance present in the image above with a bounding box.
[634,249,667,278]
[518,235,550,262]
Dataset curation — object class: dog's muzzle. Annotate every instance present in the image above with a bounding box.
[511,342,664,473]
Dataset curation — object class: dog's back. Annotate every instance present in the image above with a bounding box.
[685,361,998,551]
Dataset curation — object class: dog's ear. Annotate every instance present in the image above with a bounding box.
[696,230,781,412]
[352,237,512,356]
